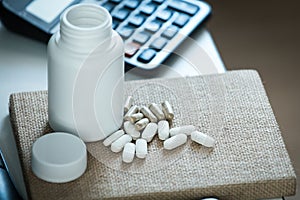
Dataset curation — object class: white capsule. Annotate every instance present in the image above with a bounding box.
[135,139,148,159]
[140,106,158,123]
[149,103,165,121]
[191,131,216,148]
[124,105,139,120]
[122,143,136,163]
[135,118,149,131]
[123,121,140,140]
[157,120,169,140]
[124,96,134,114]
[129,113,144,123]
[161,101,174,121]
[111,134,132,153]
[169,125,196,137]
[163,134,187,150]
[103,130,124,147]
[141,123,158,142]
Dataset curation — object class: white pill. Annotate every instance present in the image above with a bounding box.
[141,123,158,142]
[111,134,132,153]
[124,96,134,114]
[129,113,144,123]
[140,106,158,123]
[103,129,124,147]
[191,131,216,148]
[135,118,149,131]
[135,139,147,159]
[161,101,174,121]
[157,120,169,140]
[163,134,187,150]
[149,103,165,120]
[122,143,136,163]
[124,105,139,120]
[169,125,196,137]
[123,121,140,140]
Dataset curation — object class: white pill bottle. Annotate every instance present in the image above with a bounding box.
[48,4,124,142]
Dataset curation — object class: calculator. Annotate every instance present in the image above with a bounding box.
[0,0,211,69]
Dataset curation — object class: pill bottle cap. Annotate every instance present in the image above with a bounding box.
[31,132,87,183]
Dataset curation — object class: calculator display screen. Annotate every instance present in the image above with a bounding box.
[25,0,75,23]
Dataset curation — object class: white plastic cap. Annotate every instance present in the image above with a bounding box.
[31,132,87,183]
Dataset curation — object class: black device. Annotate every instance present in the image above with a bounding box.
[0,152,22,200]
[0,0,211,69]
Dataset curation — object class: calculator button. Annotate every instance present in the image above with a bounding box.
[102,2,115,12]
[140,4,156,15]
[124,0,140,10]
[112,20,120,29]
[128,15,146,27]
[173,13,189,28]
[156,9,172,21]
[161,25,178,39]
[150,37,168,51]
[133,32,150,44]
[168,0,199,16]
[144,21,161,33]
[125,42,140,58]
[112,8,130,21]
[109,0,122,4]
[118,26,134,39]
[152,0,164,4]
[137,49,157,63]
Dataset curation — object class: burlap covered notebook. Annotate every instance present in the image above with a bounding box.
[9,70,296,200]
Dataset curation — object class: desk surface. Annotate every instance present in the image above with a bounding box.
[0,21,225,199]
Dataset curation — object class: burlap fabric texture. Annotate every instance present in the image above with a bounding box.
[9,70,296,200]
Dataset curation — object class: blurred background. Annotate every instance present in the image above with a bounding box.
[205,0,300,199]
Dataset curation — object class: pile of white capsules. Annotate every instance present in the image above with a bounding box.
[102,96,216,163]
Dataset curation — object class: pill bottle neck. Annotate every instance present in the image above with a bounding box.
[58,4,113,53]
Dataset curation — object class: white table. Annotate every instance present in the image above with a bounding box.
[0,21,225,199]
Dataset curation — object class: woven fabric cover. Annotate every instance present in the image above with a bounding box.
[9,70,296,200]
